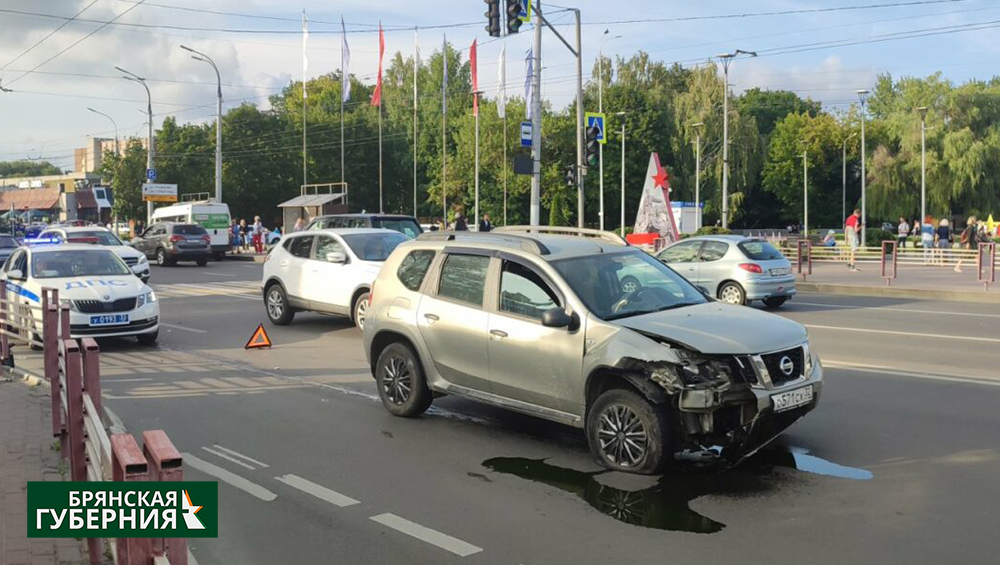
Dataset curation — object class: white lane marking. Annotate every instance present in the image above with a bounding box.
[794,301,1000,319]
[161,323,208,334]
[805,324,1000,344]
[369,513,482,557]
[182,453,277,501]
[211,444,270,468]
[275,474,360,507]
[107,378,154,383]
[200,446,255,470]
[202,272,235,277]
[823,360,1000,388]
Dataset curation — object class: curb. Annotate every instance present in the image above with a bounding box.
[223,254,267,263]
[798,282,1000,304]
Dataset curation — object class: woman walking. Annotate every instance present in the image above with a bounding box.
[239,219,249,252]
[920,216,935,265]
[252,216,265,254]
[954,216,980,273]
[935,218,952,266]
[897,217,909,248]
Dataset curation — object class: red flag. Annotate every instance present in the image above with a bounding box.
[470,39,478,117]
[371,22,385,107]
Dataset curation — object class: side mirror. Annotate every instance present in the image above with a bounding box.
[541,308,573,329]
[326,251,347,263]
[8,269,24,281]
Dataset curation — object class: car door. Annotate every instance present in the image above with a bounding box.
[656,240,703,285]
[415,250,492,392]
[278,235,315,306]
[487,257,583,413]
[305,234,352,314]
[138,225,161,256]
[696,240,731,293]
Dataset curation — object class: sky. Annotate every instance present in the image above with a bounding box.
[1,0,998,171]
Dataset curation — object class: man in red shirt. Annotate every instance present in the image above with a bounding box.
[845,209,862,271]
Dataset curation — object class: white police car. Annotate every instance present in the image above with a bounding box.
[38,226,150,282]
[2,244,159,344]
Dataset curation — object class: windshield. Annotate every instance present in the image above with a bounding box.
[738,240,785,261]
[31,250,131,279]
[552,251,707,321]
[372,217,422,239]
[0,236,18,249]
[67,230,122,245]
[341,232,408,262]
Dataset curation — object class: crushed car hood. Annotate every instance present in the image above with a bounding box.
[615,302,807,354]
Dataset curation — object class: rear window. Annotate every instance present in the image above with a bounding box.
[397,250,436,291]
[342,232,408,262]
[372,217,422,238]
[738,240,784,261]
[172,224,208,236]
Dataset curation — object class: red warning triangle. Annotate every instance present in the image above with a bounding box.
[244,324,272,350]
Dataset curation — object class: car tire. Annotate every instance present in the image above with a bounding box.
[29,332,42,352]
[375,342,432,418]
[352,292,370,330]
[137,331,158,346]
[718,282,746,305]
[155,248,170,267]
[620,276,642,294]
[587,388,672,475]
[763,297,788,309]
[196,259,208,267]
[264,284,294,325]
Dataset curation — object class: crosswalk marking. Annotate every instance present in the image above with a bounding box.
[151,281,260,300]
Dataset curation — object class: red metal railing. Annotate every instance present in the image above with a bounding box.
[980,242,996,291]
[880,240,898,286]
[796,240,813,280]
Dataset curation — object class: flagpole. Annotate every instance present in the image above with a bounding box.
[413,27,418,219]
[378,99,383,213]
[302,11,308,189]
[503,116,507,226]
[441,34,447,228]
[471,39,479,231]
[340,16,349,195]
[474,93,480,230]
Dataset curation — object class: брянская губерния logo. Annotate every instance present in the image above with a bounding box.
[27,482,217,538]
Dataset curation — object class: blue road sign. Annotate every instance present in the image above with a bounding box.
[146,168,156,181]
[520,121,532,147]
[518,0,531,22]
[585,112,606,144]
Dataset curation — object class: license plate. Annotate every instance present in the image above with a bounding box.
[89,314,129,327]
[770,267,790,276]
[771,385,813,413]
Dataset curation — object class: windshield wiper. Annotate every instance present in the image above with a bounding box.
[605,301,701,321]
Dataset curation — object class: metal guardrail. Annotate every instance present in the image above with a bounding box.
[800,244,978,267]
[881,241,898,286]
[980,243,996,291]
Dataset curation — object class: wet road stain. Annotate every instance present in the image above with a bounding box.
[483,445,872,534]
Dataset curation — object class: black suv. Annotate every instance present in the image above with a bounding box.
[306,214,422,239]
[131,222,212,266]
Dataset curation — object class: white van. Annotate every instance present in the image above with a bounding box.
[151,199,231,259]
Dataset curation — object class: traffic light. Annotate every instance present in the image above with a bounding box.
[506,0,524,34]
[485,0,501,38]
[564,165,575,186]
[586,124,601,168]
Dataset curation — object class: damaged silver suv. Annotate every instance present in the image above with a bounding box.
[363,227,822,474]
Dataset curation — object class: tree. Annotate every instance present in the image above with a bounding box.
[0,160,61,177]
[100,140,147,222]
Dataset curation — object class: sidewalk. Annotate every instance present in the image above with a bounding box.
[798,262,998,303]
[0,378,90,565]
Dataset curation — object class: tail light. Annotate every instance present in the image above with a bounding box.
[738,263,763,274]
[201,235,211,243]
[169,235,184,243]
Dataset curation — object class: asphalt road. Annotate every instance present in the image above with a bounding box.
[79,260,1000,564]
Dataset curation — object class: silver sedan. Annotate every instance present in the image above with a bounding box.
[651,235,796,307]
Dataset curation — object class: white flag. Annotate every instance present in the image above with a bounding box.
[524,46,533,120]
[496,43,507,119]
[302,11,309,99]
[341,16,351,103]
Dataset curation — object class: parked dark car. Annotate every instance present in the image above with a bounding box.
[0,234,19,266]
[306,214,422,239]
[130,222,211,266]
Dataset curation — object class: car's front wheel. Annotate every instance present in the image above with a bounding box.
[375,342,432,417]
[352,292,370,330]
[586,388,672,474]
[265,284,294,325]
[155,248,170,266]
[718,282,747,305]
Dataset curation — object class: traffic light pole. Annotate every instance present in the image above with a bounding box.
[574,9,584,228]
[530,2,542,226]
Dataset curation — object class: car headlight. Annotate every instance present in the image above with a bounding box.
[136,291,156,308]
[804,341,814,376]
[59,299,78,312]
[136,254,147,265]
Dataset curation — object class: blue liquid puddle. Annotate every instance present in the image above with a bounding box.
[787,446,873,480]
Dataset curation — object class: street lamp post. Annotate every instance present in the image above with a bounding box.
[857,89,870,245]
[690,122,704,231]
[181,45,223,204]
[616,111,626,237]
[916,106,928,225]
[716,50,756,229]
[116,66,154,224]
[842,131,857,225]
[598,31,621,232]
[801,141,809,237]
[86,107,118,157]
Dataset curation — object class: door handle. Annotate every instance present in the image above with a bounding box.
[424,313,439,324]
[490,329,508,339]
[279,261,289,267]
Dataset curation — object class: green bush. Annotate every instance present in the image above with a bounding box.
[694,226,732,236]
[865,228,897,247]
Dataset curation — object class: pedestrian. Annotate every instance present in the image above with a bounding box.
[920,215,935,264]
[935,218,953,265]
[845,208,862,271]
[252,215,264,254]
[239,219,249,251]
[954,216,980,273]
[897,216,909,248]
[230,220,241,254]
[453,208,468,231]
[820,230,837,247]
[292,217,306,233]
[478,213,493,233]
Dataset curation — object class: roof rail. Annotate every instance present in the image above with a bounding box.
[494,225,629,247]
[416,231,550,255]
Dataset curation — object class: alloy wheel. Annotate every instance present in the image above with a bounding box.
[596,404,648,468]
[720,285,743,305]
[355,298,368,330]
[382,355,412,405]
[266,289,284,320]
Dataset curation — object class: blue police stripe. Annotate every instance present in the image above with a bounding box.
[5,281,40,303]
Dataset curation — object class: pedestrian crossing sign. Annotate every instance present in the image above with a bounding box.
[245,324,272,350]
[585,112,606,144]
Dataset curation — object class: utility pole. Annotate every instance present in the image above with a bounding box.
[529,2,542,226]
[116,66,153,224]
[917,106,928,225]
[616,111,626,237]
[842,131,857,225]
[690,122,703,231]
[857,89,869,245]
[181,46,222,203]
[574,8,584,228]
[716,49,755,229]
[598,32,620,232]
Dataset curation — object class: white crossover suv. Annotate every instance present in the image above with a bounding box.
[261,228,408,330]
